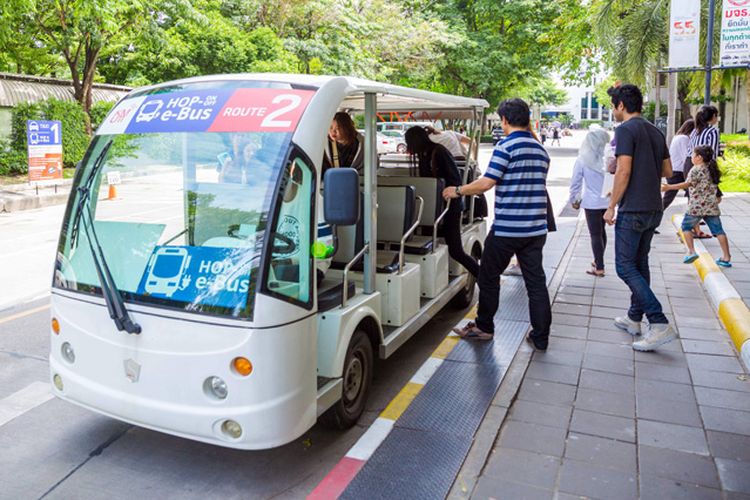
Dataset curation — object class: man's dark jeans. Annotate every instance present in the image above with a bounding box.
[614,211,668,324]
[476,233,551,347]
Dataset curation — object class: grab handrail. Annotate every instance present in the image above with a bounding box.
[432,198,451,253]
[398,196,424,274]
[342,243,369,308]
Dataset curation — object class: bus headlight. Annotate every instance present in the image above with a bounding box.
[205,376,228,400]
[221,419,242,439]
[61,342,76,364]
[53,374,64,391]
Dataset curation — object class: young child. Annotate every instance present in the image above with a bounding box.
[662,145,731,267]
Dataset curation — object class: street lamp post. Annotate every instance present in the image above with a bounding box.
[705,0,716,106]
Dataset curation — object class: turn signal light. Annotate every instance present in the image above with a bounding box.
[232,357,253,376]
[51,318,60,335]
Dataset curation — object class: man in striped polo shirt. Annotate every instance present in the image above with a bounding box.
[445,98,552,350]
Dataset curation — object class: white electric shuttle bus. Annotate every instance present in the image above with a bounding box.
[49,74,488,449]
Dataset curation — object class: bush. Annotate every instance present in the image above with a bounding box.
[719,143,750,192]
[579,119,603,129]
[0,137,26,176]
[90,100,116,131]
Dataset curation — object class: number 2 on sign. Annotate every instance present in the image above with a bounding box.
[261,94,303,128]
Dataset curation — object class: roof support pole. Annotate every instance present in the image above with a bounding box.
[363,92,377,294]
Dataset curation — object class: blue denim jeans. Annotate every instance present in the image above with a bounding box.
[615,211,668,324]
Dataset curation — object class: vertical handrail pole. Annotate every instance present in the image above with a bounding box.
[364,92,377,294]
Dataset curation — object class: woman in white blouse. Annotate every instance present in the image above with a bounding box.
[569,127,611,277]
[662,119,695,210]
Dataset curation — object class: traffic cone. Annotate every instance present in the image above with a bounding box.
[107,184,117,200]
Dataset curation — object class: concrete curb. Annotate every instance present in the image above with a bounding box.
[672,215,750,371]
[0,188,71,213]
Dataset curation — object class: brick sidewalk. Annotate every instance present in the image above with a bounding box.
[470,208,750,499]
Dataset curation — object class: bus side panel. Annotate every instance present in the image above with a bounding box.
[49,293,318,450]
[316,292,382,378]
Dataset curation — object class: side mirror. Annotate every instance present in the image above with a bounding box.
[324,168,360,226]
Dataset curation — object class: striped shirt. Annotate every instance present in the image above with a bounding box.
[689,126,720,157]
[484,131,550,237]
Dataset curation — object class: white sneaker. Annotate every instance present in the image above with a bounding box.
[632,324,678,352]
[614,316,642,336]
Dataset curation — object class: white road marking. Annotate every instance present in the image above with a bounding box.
[409,357,444,385]
[345,418,395,461]
[0,382,54,427]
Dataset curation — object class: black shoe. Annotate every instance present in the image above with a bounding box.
[526,334,548,352]
[654,229,661,234]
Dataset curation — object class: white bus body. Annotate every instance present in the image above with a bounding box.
[49,74,488,449]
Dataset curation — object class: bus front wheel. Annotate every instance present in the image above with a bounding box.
[321,330,373,430]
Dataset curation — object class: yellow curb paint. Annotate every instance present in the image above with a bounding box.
[719,298,750,351]
[432,336,460,359]
[463,305,477,320]
[0,305,50,325]
[380,382,423,421]
[694,253,720,281]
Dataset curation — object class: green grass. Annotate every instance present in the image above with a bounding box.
[721,133,749,143]
[719,178,750,192]
[719,144,750,192]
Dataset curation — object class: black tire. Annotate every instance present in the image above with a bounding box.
[450,245,481,309]
[320,330,373,429]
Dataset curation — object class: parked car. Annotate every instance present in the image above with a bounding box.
[491,127,504,145]
[381,130,407,153]
[358,129,399,154]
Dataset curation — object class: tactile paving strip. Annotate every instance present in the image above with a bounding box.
[394,360,504,437]
[340,427,473,500]
[495,277,530,322]
[447,320,528,366]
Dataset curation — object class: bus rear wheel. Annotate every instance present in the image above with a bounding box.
[321,330,373,430]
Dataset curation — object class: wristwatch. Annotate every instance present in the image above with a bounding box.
[455,185,462,196]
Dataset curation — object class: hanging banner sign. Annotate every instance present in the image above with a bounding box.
[27,120,63,183]
[720,0,750,67]
[669,0,701,68]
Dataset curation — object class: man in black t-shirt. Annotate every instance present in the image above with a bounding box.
[603,84,678,351]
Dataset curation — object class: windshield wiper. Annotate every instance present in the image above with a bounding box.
[71,140,112,248]
[73,140,142,335]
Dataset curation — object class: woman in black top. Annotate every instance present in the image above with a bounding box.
[322,112,364,174]
[404,126,479,278]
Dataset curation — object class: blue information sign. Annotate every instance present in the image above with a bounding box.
[26,120,62,146]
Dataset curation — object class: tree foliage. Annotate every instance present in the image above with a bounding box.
[1,0,586,126]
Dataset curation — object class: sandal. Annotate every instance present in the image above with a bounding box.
[691,230,712,239]
[586,268,605,277]
[716,258,732,268]
[683,253,699,264]
[452,321,494,340]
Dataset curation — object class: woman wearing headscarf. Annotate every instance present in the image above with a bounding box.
[322,112,364,174]
[569,127,611,277]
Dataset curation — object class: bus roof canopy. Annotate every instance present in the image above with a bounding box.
[133,74,489,119]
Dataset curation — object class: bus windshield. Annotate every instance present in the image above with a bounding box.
[54,82,316,320]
